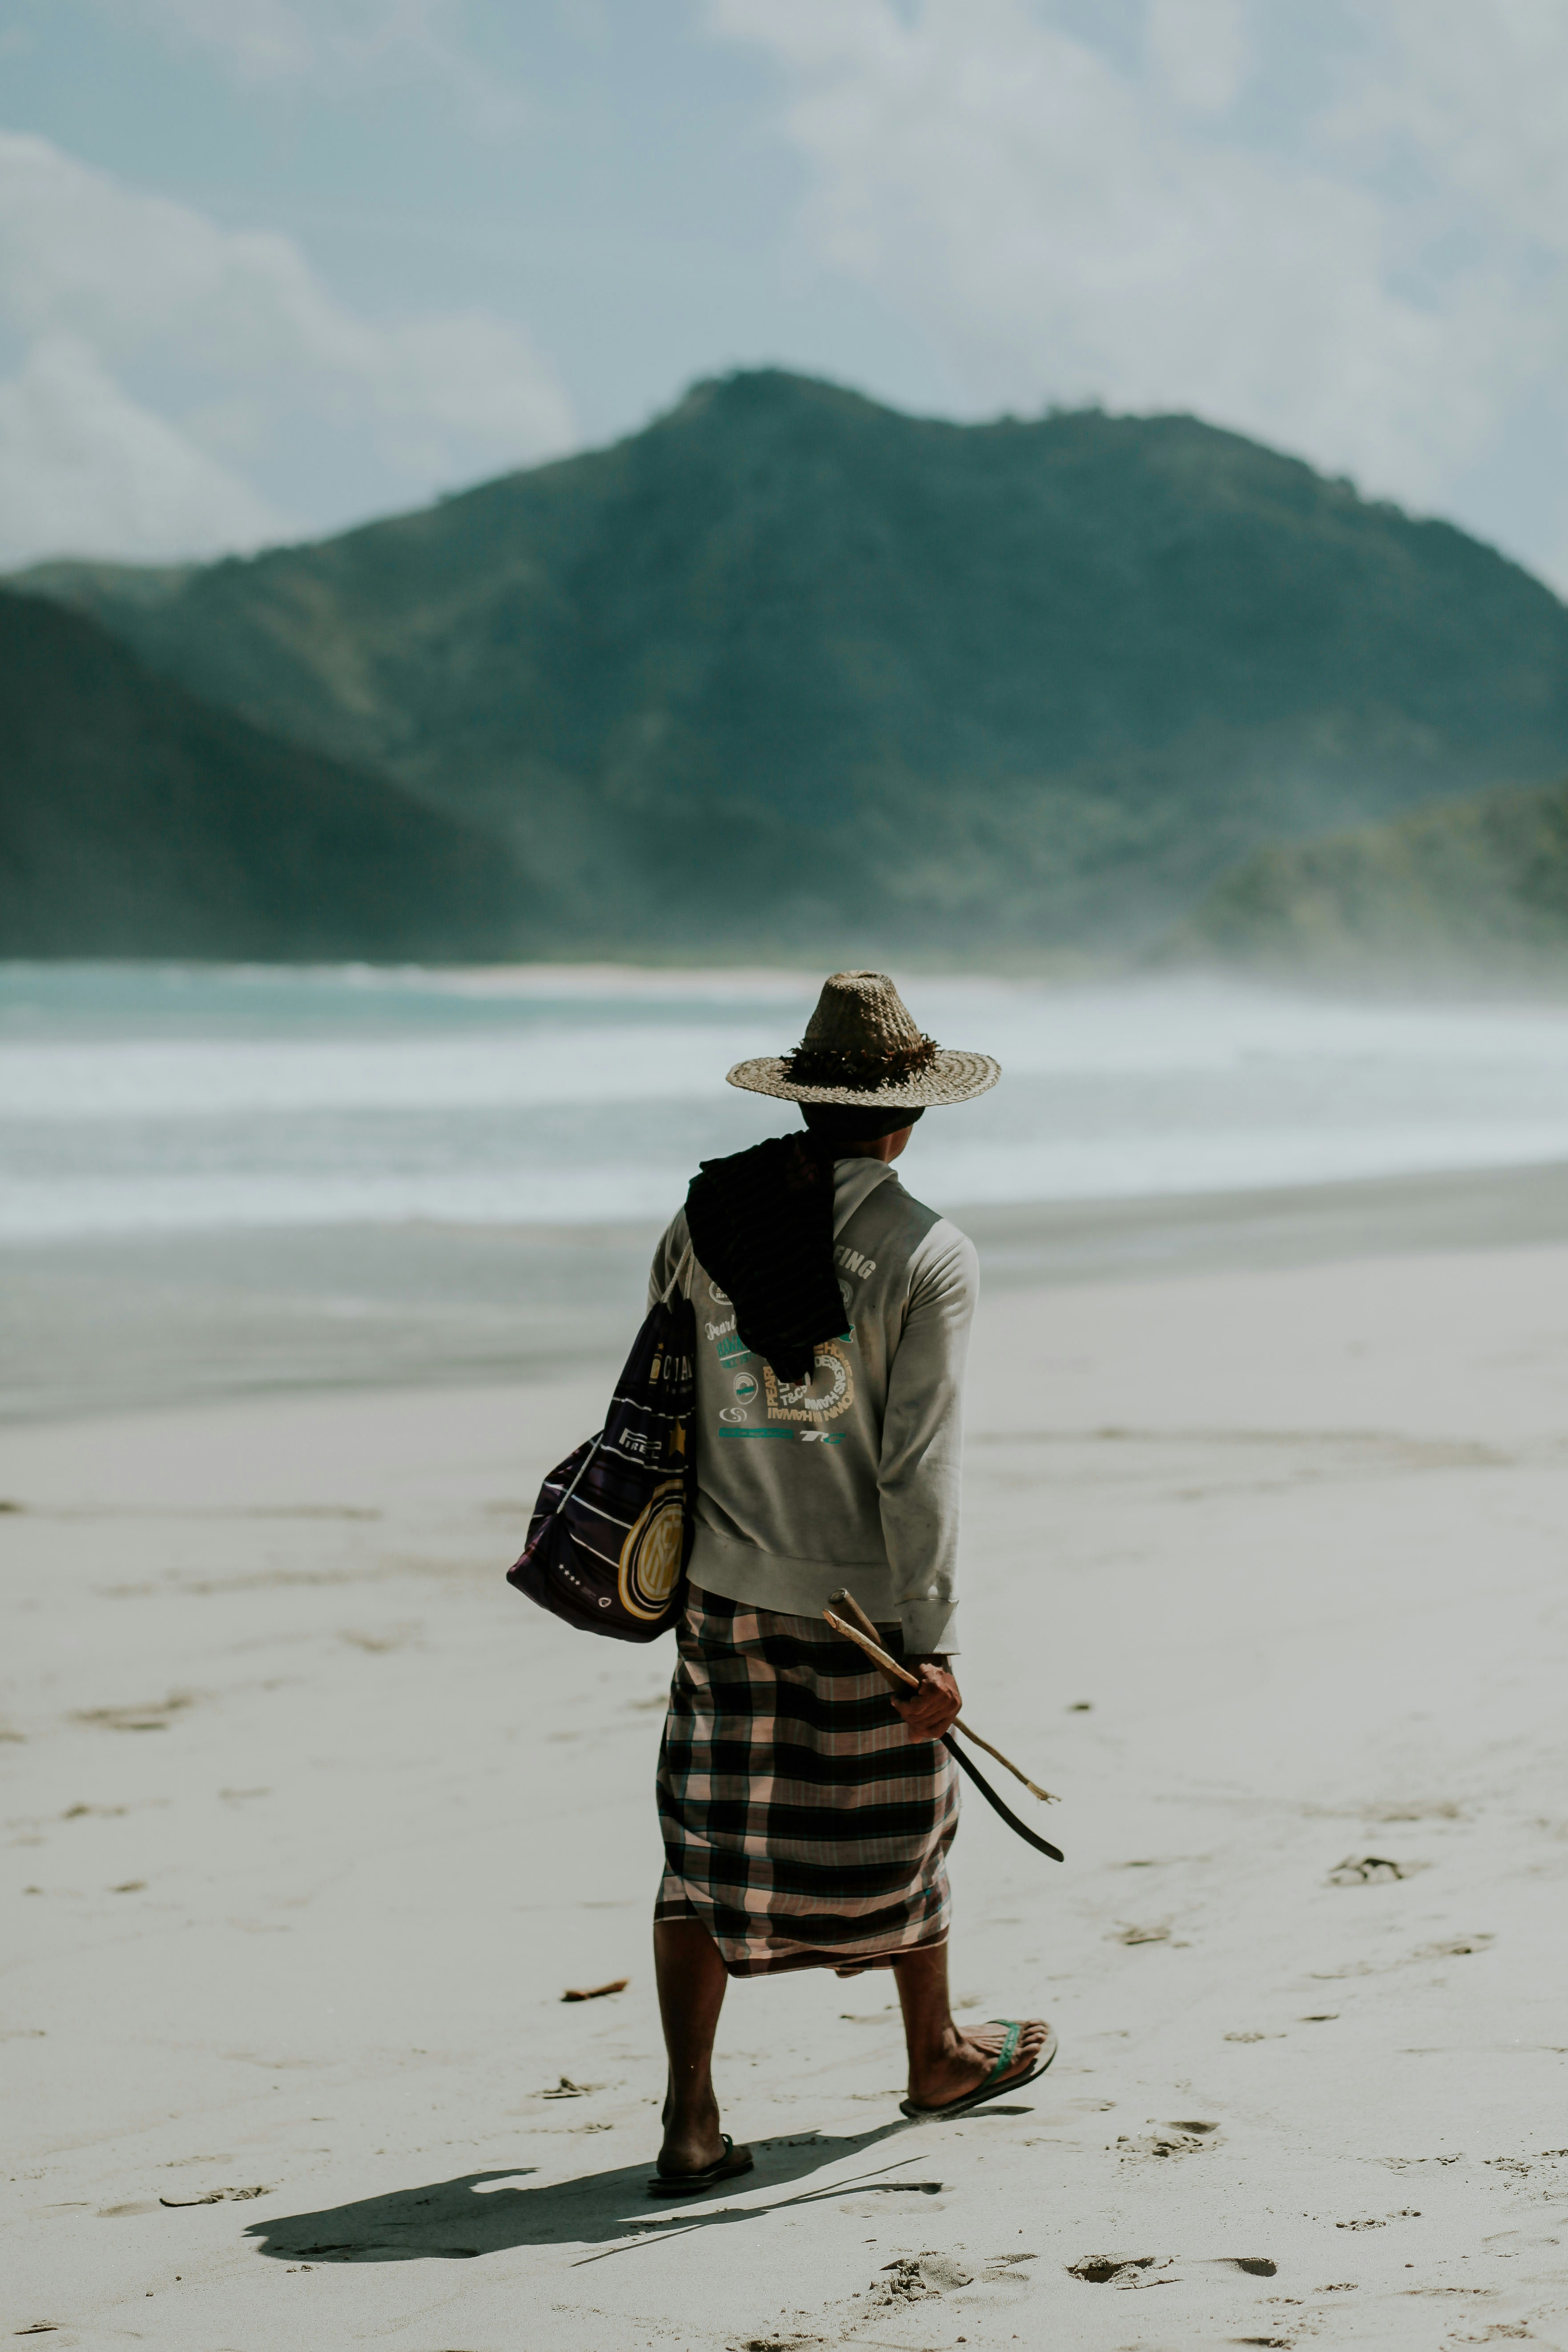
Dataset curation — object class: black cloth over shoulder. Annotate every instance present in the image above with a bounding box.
[684,1134,844,1384]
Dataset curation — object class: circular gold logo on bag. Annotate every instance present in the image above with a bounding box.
[617,1477,685,1619]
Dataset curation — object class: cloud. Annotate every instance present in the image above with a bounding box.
[0,133,574,567]
[1145,0,1249,113]
[710,0,1568,553]
[0,337,285,562]
[1334,0,1568,244]
[103,0,524,126]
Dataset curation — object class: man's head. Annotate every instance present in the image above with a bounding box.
[800,1101,923,1162]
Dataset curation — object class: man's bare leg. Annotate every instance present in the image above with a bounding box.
[653,1916,733,2173]
[891,1942,1051,2109]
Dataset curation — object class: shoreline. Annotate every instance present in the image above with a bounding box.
[8,1154,1568,1425]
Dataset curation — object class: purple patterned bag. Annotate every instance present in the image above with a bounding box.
[506,1252,696,1642]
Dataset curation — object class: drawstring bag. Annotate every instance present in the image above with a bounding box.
[506,1247,696,1642]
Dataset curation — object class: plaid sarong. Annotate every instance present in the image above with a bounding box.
[655,1585,959,1978]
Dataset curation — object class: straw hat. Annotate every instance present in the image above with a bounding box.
[726,971,1000,1108]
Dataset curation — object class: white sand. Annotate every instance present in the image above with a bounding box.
[5,1239,1568,2346]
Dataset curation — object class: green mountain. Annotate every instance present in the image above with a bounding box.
[22,369,1568,956]
[1170,774,1568,977]
[0,590,529,959]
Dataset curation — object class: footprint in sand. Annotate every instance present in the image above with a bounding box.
[1068,2255,1169,2287]
[874,2254,973,2303]
[1116,2123,1220,2163]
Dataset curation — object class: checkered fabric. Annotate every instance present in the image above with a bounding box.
[655,1585,959,1977]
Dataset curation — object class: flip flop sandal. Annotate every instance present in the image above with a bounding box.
[899,2021,1057,2121]
[646,2135,755,2198]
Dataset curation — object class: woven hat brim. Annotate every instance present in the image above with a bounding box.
[725,1049,1000,1108]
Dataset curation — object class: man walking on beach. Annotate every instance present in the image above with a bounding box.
[645,972,1054,2194]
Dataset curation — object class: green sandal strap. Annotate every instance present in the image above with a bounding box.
[975,2020,1023,2094]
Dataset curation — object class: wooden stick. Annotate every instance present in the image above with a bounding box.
[943,1718,1059,1807]
[822,1600,1059,1804]
[828,1590,919,1683]
[823,1605,918,1687]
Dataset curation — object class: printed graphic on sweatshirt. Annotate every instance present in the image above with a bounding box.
[763,1339,855,1424]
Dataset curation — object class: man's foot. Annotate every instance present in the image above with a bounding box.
[657,2087,727,2178]
[904,2017,1053,2112]
[647,2134,754,2197]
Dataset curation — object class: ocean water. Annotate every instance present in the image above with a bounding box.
[7,961,1568,1242]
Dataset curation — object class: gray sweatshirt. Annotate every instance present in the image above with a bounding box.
[647,1156,977,1654]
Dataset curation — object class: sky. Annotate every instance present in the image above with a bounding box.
[4,0,1568,587]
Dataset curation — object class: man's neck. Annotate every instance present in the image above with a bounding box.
[835,1127,913,1166]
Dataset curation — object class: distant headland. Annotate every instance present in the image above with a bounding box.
[11,368,1568,971]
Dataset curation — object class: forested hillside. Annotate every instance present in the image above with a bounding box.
[24,370,1568,957]
[1173,775,1568,977]
[0,593,528,960]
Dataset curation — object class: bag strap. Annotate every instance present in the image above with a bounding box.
[557,1431,604,1510]
[659,1237,696,1307]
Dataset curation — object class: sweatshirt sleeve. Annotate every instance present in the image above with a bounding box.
[877,1221,978,1656]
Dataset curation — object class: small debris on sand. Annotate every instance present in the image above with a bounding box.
[73,1695,194,1735]
[561,1977,628,2002]
[159,2186,270,2207]
[1328,1855,1409,1885]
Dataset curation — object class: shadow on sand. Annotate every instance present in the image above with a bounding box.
[244,2115,1035,2266]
